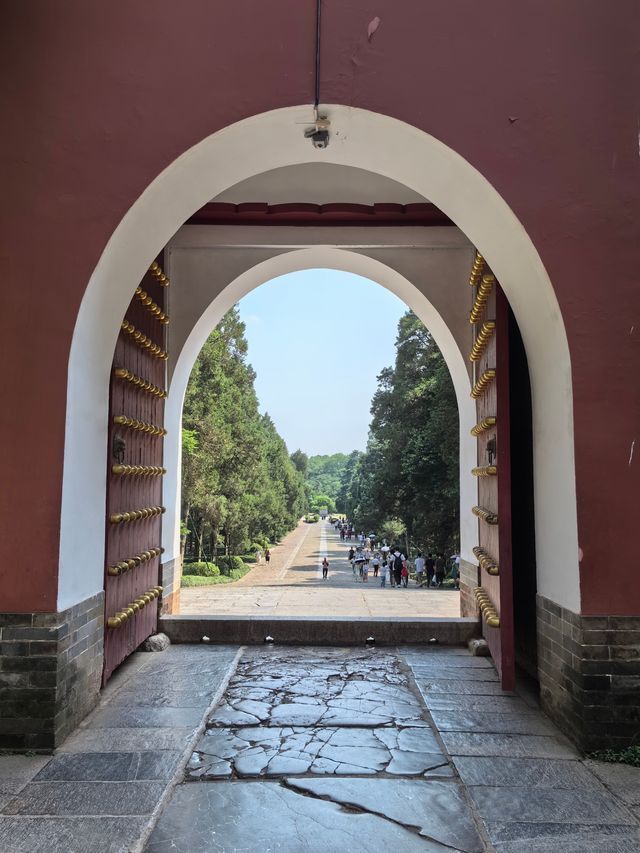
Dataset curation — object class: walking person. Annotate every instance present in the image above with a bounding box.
[401,560,409,588]
[393,550,404,588]
[265,548,271,564]
[362,560,369,582]
[414,552,425,586]
[450,553,461,589]
[372,552,380,578]
[435,553,446,587]
[380,560,389,588]
[322,556,329,579]
[425,553,435,587]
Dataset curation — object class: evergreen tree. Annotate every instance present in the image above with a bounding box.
[181,308,305,559]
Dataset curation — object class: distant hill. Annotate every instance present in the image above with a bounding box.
[306,453,351,501]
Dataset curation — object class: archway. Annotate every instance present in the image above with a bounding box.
[60,104,579,627]
[162,248,477,576]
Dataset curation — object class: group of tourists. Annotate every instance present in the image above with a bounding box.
[346,545,453,588]
[332,519,459,589]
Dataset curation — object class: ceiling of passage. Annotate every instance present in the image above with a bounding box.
[212,163,428,206]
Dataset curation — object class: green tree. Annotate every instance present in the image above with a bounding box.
[345,311,459,554]
[181,307,305,560]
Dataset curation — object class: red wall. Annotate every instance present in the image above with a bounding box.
[0,1,638,613]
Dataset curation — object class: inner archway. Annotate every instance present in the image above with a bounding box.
[163,250,477,579]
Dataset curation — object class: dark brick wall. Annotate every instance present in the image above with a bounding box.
[537,594,640,752]
[0,592,103,751]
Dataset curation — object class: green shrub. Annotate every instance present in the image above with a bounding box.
[182,561,220,577]
[589,746,640,767]
[182,574,231,587]
[217,555,246,575]
[242,554,258,564]
[181,558,251,587]
[249,542,264,554]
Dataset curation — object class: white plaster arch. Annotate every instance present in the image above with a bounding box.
[162,248,477,569]
[60,104,579,612]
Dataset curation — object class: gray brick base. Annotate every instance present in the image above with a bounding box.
[537,594,640,752]
[0,592,104,751]
[160,557,181,615]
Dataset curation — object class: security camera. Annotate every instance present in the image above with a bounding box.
[304,113,330,149]
[304,127,330,149]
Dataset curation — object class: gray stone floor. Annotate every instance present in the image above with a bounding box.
[0,644,239,852]
[147,646,640,853]
[2,644,640,852]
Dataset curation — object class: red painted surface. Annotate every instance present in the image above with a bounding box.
[0,2,638,613]
[188,202,454,226]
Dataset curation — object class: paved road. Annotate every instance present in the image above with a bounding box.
[180,519,461,617]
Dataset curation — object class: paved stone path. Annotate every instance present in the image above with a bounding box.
[180,520,461,618]
[0,645,239,852]
[147,646,640,853]
[1,644,639,851]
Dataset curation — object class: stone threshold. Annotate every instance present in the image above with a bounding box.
[160,614,480,645]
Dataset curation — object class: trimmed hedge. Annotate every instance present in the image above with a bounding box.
[217,555,246,575]
[183,561,220,577]
[180,555,252,588]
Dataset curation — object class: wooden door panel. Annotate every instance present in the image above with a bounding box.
[469,255,515,690]
[103,263,169,684]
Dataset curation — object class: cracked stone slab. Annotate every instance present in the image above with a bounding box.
[144,781,465,853]
[212,653,424,730]
[469,784,636,826]
[285,777,485,852]
[441,732,577,759]
[190,725,444,778]
[454,756,606,790]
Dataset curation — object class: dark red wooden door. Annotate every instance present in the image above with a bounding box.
[103,260,169,684]
[469,255,515,690]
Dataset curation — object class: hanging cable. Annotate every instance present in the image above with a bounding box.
[314,0,322,110]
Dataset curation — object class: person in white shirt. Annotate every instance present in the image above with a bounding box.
[414,552,425,585]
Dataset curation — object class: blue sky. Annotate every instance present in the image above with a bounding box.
[237,269,408,456]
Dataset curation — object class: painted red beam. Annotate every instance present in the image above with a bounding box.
[187,201,454,227]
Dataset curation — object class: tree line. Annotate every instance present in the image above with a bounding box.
[181,307,306,561]
[333,311,460,554]
[181,307,459,561]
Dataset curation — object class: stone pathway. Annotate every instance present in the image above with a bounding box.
[146,646,640,852]
[0,645,239,852]
[180,520,461,618]
[1,643,639,851]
